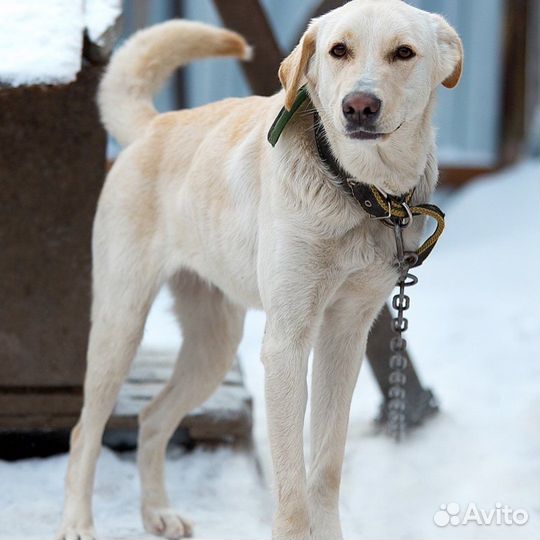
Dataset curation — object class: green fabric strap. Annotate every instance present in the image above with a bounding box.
[267,86,309,147]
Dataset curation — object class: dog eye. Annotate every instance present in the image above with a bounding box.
[330,43,348,58]
[395,46,415,60]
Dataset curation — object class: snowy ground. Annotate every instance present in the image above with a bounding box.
[1,160,538,540]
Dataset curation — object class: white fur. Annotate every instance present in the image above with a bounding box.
[58,2,462,539]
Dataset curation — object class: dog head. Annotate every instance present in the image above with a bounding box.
[279,0,462,147]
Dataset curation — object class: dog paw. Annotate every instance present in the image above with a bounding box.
[142,506,193,539]
[56,526,96,540]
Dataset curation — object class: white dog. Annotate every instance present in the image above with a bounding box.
[58,1,462,539]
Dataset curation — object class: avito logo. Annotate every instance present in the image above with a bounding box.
[433,502,529,527]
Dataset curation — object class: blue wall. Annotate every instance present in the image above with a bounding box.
[410,0,504,166]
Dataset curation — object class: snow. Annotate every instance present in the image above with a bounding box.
[0,1,83,86]
[0,160,538,539]
[85,0,121,46]
[0,0,120,86]
[0,446,271,540]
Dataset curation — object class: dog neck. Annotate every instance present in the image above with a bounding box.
[310,92,437,197]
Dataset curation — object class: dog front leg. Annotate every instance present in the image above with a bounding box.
[260,260,343,540]
[308,294,386,540]
[263,325,310,540]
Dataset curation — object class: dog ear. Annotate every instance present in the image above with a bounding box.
[279,22,318,110]
[432,14,463,89]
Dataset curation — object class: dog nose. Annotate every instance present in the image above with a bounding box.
[342,92,382,126]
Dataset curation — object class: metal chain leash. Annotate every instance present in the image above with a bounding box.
[386,204,419,441]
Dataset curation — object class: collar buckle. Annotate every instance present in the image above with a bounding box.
[369,200,392,221]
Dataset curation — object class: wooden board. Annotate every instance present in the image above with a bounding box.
[0,350,252,443]
[109,350,252,441]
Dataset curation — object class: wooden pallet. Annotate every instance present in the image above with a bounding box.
[0,348,252,444]
[109,349,253,441]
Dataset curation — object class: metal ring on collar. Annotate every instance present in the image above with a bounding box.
[399,201,413,227]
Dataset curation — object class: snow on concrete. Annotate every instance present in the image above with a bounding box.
[0,160,538,539]
[0,0,120,86]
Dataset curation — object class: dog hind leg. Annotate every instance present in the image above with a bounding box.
[58,226,163,540]
[137,270,245,540]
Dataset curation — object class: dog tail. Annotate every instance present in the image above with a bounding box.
[98,20,251,147]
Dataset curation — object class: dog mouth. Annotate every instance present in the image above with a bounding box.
[346,129,385,140]
[345,123,403,141]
